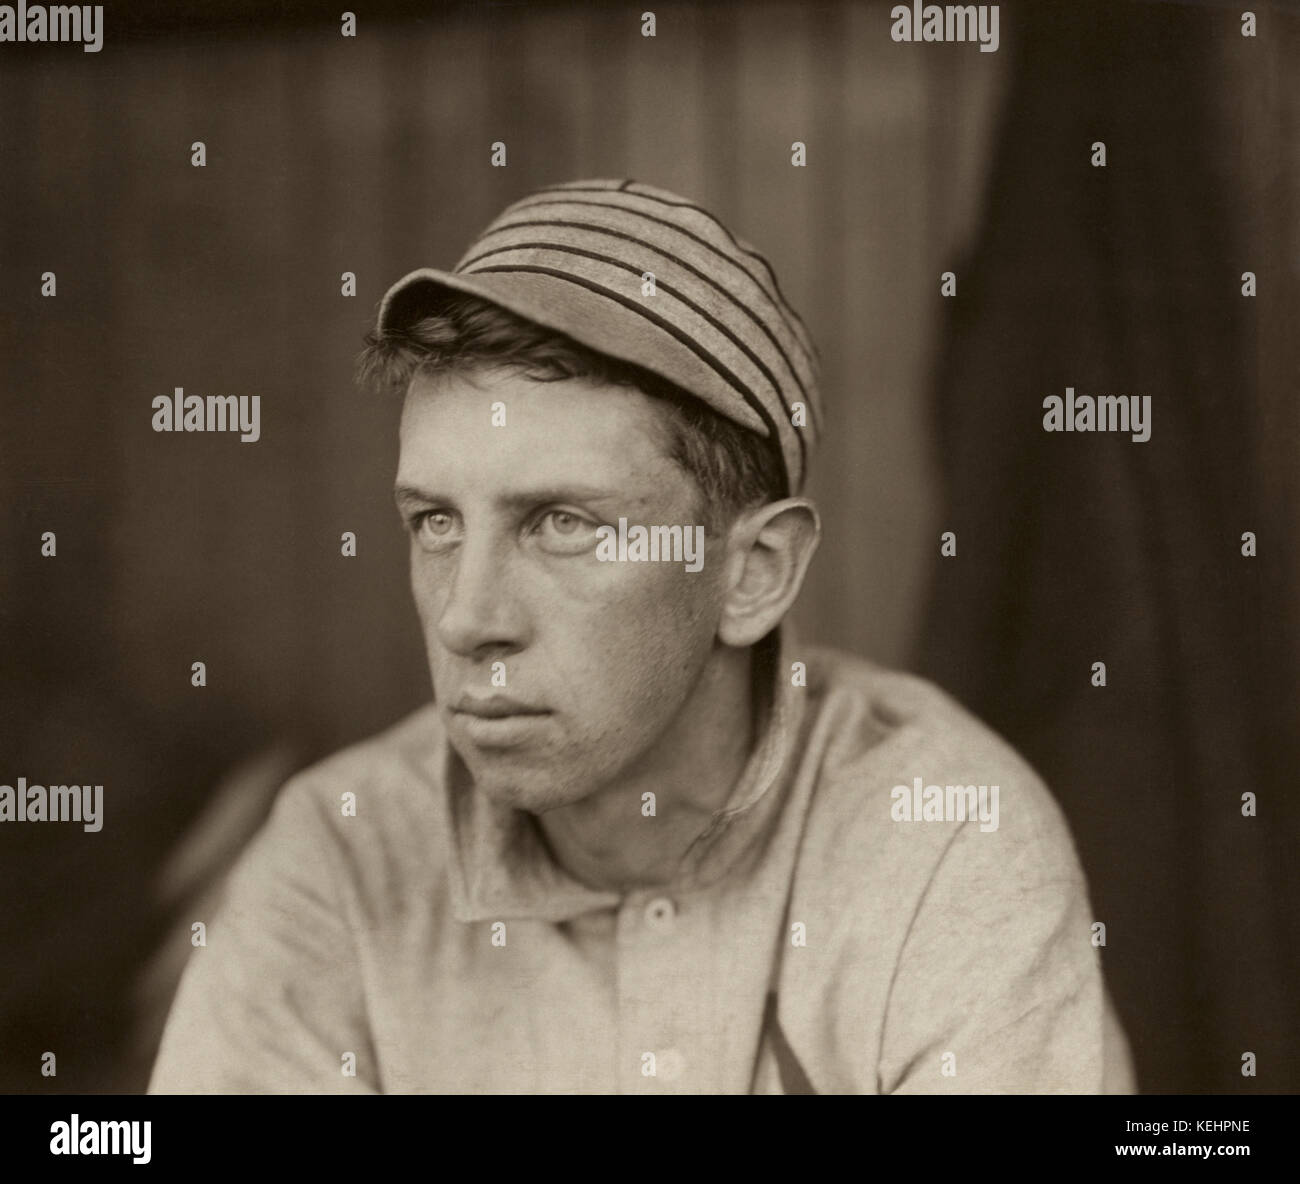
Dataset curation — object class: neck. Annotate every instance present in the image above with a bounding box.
[534,642,759,893]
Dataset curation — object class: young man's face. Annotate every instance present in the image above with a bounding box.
[395,366,729,813]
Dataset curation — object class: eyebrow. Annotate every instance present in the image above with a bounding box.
[393,482,638,512]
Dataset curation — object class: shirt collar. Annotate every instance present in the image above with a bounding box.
[442,622,806,923]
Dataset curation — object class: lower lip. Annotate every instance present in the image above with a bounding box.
[451,710,551,748]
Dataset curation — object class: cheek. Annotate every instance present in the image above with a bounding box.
[409,552,457,677]
[554,564,720,713]
[408,553,438,631]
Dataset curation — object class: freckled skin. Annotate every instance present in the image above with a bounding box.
[396,367,732,815]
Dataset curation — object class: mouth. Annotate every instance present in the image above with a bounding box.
[451,694,549,719]
[447,695,552,748]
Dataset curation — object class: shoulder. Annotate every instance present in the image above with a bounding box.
[793,644,1087,896]
[274,702,445,818]
[227,702,452,905]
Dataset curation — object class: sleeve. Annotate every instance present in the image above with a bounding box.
[148,777,380,1094]
[876,798,1136,1095]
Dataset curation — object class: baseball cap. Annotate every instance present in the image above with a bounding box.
[375,178,822,495]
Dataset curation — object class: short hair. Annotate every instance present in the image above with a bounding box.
[356,292,785,532]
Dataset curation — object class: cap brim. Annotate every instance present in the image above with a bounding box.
[375,267,771,440]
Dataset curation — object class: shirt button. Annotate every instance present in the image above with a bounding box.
[644,896,676,932]
[658,1048,686,1082]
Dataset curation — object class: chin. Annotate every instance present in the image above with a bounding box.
[464,759,596,815]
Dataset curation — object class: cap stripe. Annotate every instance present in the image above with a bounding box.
[536,180,821,371]
[496,193,822,437]
[531,181,821,368]
[505,192,820,381]
[468,262,792,494]
[459,221,815,415]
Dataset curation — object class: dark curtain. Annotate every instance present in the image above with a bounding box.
[920,1,1300,1093]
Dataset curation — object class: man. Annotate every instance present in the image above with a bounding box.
[150,178,1134,1094]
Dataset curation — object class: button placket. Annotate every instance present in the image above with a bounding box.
[615,890,694,1091]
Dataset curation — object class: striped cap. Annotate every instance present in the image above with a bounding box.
[375,178,822,496]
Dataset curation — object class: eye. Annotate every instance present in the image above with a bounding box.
[531,508,601,553]
[547,511,585,535]
[413,509,460,548]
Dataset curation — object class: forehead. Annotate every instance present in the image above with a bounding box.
[397,367,680,490]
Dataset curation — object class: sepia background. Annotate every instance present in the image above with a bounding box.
[1,0,1297,1093]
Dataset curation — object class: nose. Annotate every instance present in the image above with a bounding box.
[429,532,530,659]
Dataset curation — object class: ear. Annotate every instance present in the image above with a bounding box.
[717,498,821,647]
